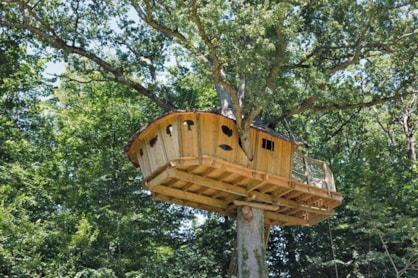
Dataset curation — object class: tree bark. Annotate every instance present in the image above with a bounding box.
[400,96,417,169]
[216,82,235,119]
[402,113,417,162]
[237,206,268,278]
[216,78,258,161]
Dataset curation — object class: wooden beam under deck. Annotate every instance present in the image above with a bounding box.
[143,160,341,226]
[126,111,343,227]
[152,185,228,210]
[163,157,343,202]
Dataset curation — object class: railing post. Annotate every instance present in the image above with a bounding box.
[303,157,310,185]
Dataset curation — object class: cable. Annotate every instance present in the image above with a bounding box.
[328,219,339,278]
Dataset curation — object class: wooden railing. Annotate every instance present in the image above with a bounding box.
[291,152,336,192]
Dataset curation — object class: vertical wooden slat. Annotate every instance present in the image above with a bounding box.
[276,139,283,176]
[180,113,198,157]
[157,124,168,165]
[176,114,183,158]
[142,126,166,173]
[161,116,180,161]
[137,139,151,178]
[211,113,219,157]
[216,117,237,163]
[140,138,153,177]
[252,128,260,173]
[280,141,292,178]
[196,113,202,163]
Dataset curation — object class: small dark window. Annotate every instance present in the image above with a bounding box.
[166,124,173,136]
[219,144,233,151]
[262,138,275,151]
[183,120,194,130]
[149,136,158,147]
[221,125,233,137]
[140,148,143,157]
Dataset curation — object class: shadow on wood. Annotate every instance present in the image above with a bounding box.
[124,111,343,227]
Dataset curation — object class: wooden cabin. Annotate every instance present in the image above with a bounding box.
[124,111,342,226]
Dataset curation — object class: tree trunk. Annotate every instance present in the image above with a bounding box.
[237,206,268,278]
[215,74,257,161]
[216,83,235,119]
[400,102,417,168]
[217,74,267,277]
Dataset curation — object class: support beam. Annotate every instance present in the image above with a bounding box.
[152,185,227,209]
[233,200,279,211]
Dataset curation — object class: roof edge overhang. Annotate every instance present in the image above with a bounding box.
[123,110,306,168]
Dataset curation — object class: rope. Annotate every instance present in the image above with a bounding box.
[328,219,339,278]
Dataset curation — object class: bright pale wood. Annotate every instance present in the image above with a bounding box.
[125,111,342,226]
[169,168,247,196]
[152,184,227,209]
[264,210,308,226]
[142,158,340,226]
[144,168,169,190]
[233,200,280,211]
[137,139,151,178]
[153,193,227,215]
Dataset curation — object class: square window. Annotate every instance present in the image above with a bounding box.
[262,138,274,151]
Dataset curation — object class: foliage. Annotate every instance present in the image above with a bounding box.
[1,1,416,118]
[266,106,417,277]
[0,0,417,277]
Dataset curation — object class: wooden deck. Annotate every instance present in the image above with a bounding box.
[125,111,343,226]
[144,156,342,226]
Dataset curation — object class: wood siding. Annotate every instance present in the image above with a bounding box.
[132,111,295,180]
[125,111,342,226]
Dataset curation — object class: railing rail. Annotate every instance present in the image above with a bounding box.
[291,152,336,192]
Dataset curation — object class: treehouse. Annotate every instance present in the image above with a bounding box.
[124,111,342,226]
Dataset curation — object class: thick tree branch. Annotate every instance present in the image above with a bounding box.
[1,1,175,111]
[326,8,375,75]
[135,0,245,121]
[132,0,249,122]
[71,0,81,47]
[191,0,260,160]
[323,108,362,143]
[268,96,317,128]
[311,91,418,113]
[190,0,244,121]
[269,87,418,128]
[266,16,287,91]
[291,11,416,76]
[133,0,212,71]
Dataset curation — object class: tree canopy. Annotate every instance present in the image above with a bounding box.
[1,0,417,277]
[1,1,416,118]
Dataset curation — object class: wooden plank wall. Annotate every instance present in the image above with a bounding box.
[136,111,294,181]
[160,115,180,162]
[139,127,167,177]
[179,113,199,158]
[136,139,152,178]
[199,112,219,157]
[253,133,292,179]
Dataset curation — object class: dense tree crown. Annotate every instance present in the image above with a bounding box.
[1,0,417,277]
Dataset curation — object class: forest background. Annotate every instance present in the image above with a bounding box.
[1,1,417,277]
